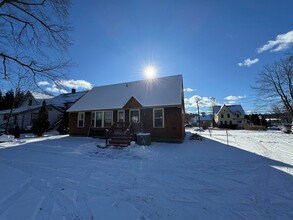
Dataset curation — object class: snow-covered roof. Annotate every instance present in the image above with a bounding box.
[31,91,54,102]
[228,105,245,115]
[0,104,45,115]
[213,105,246,115]
[48,91,87,108]
[193,115,213,122]
[67,75,183,112]
[0,91,87,115]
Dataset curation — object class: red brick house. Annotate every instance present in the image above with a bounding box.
[67,75,185,144]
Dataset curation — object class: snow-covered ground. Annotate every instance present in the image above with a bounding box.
[0,130,292,219]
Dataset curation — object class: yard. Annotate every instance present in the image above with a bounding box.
[0,129,292,219]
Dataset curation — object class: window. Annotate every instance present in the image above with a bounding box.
[117,110,125,122]
[104,111,113,127]
[221,114,224,118]
[129,109,140,123]
[95,112,103,127]
[227,114,230,118]
[77,112,85,128]
[91,111,112,128]
[28,99,32,106]
[153,108,164,128]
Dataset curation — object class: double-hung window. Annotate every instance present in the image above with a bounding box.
[104,111,113,127]
[129,109,140,123]
[117,110,125,123]
[91,111,113,128]
[153,108,164,128]
[77,112,85,128]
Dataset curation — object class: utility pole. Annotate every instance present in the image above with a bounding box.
[196,100,201,128]
[210,97,216,127]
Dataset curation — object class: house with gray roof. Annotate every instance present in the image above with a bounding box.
[0,89,86,131]
[213,104,247,129]
[67,75,185,143]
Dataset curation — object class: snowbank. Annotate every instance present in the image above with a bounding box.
[0,134,15,142]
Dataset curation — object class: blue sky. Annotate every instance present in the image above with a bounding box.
[43,0,293,114]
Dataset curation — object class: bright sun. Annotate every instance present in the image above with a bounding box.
[144,65,157,79]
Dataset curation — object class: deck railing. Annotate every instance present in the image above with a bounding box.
[105,122,134,146]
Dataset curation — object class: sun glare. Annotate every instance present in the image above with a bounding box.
[144,65,157,79]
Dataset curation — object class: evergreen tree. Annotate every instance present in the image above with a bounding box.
[58,111,69,134]
[0,89,3,110]
[14,89,25,108]
[246,114,268,127]
[2,90,14,110]
[33,100,50,136]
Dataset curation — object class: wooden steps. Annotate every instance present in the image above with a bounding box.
[105,122,135,147]
[108,133,133,147]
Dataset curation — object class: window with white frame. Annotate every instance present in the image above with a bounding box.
[153,108,164,128]
[129,109,140,123]
[104,111,113,127]
[117,110,125,122]
[77,112,85,128]
[91,111,113,128]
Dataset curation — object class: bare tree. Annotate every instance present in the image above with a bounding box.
[0,0,71,85]
[254,54,293,120]
[4,72,32,134]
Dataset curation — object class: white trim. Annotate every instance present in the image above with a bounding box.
[77,112,85,128]
[93,111,103,128]
[153,108,164,128]
[117,110,125,122]
[129,109,140,123]
[91,111,113,128]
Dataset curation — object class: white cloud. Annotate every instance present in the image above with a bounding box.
[57,79,93,90]
[38,79,93,94]
[224,95,246,104]
[224,95,246,101]
[46,84,67,94]
[257,30,293,53]
[37,81,50,86]
[184,95,215,108]
[183,88,195,92]
[238,58,259,67]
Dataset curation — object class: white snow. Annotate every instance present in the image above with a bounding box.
[30,91,55,102]
[0,129,293,219]
[0,134,15,142]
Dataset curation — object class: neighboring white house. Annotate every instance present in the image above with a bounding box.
[213,104,246,129]
[191,114,213,129]
[0,89,86,131]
